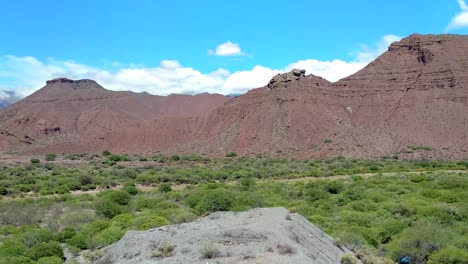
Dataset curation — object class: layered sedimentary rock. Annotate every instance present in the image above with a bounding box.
[0,34,466,158]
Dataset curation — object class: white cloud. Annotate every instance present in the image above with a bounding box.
[208,41,245,56]
[447,0,468,31]
[286,34,401,82]
[0,34,402,101]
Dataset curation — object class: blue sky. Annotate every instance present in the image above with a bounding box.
[0,0,467,99]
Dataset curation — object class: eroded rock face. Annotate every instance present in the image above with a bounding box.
[268,69,306,90]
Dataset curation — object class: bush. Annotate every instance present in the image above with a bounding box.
[196,189,234,213]
[30,159,40,164]
[199,242,220,259]
[45,154,57,161]
[427,247,468,264]
[136,216,170,230]
[0,256,32,264]
[0,239,28,257]
[36,256,64,264]
[102,190,132,205]
[27,242,64,261]
[79,175,93,186]
[54,227,76,243]
[239,176,256,191]
[102,150,111,156]
[111,214,135,229]
[340,254,360,264]
[90,226,124,248]
[325,181,345,194]
[18,228,54,248]
[122,183,138,195]
[152,242,175,258]
[324,139,333,144]
[95,199,127,218]
[159,183,172,193]
[225,152,237,157]
[67,234,88,250]
[387,220,451,263]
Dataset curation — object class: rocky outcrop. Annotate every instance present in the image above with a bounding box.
[46,78,98,85]
[268,69,306,90]
[93,208,352,264]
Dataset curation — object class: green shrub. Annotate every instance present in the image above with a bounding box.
[122,183,138,195]
[387,220,451,264]
[54,227,76,243]
[196,189,234,213]
[90,226,124,248]
[27,242,64,261]
[102,150,111,156]
[78,175,93,186]
[45,154,57,161]
[340,254,360,264]
[18,228,54,248]
[159,183,172,193]
[101,190,132,205]
[111,214,135,229]
[239,176,256,191]
[36,256,64,264]
[108,155,122,162]
[95,199,127,218]
[427,247,468,264]
[136,216,170,230]
[30,159,40,164]
[324,181,345,194]
[225,152,237,157]
[0,239,28,257]
[324,139,333,144]
[66,234,88,250]
[304,185,329,202]
[0,256,32,264]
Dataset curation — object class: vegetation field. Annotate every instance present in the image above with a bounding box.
[0,154,467,263]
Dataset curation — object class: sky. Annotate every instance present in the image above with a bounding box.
[0,0,467,101]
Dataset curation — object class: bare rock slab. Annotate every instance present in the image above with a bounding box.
[96,207,353,264]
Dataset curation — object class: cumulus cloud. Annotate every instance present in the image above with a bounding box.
[208,41,245,56]
[0,35,401,101]
[447,0,468,31]
[285,34,401,82]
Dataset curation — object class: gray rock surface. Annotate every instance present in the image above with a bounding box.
[94,207,353,264]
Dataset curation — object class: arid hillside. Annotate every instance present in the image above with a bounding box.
[0,34,467,159]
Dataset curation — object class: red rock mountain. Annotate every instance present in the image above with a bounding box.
[0,34,467,159]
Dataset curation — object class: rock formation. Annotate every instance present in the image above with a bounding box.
[92,208,353,264]
[0,33,466,159]
[268,69,306,90]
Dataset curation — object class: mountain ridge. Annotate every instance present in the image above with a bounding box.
[0,33,467,159]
